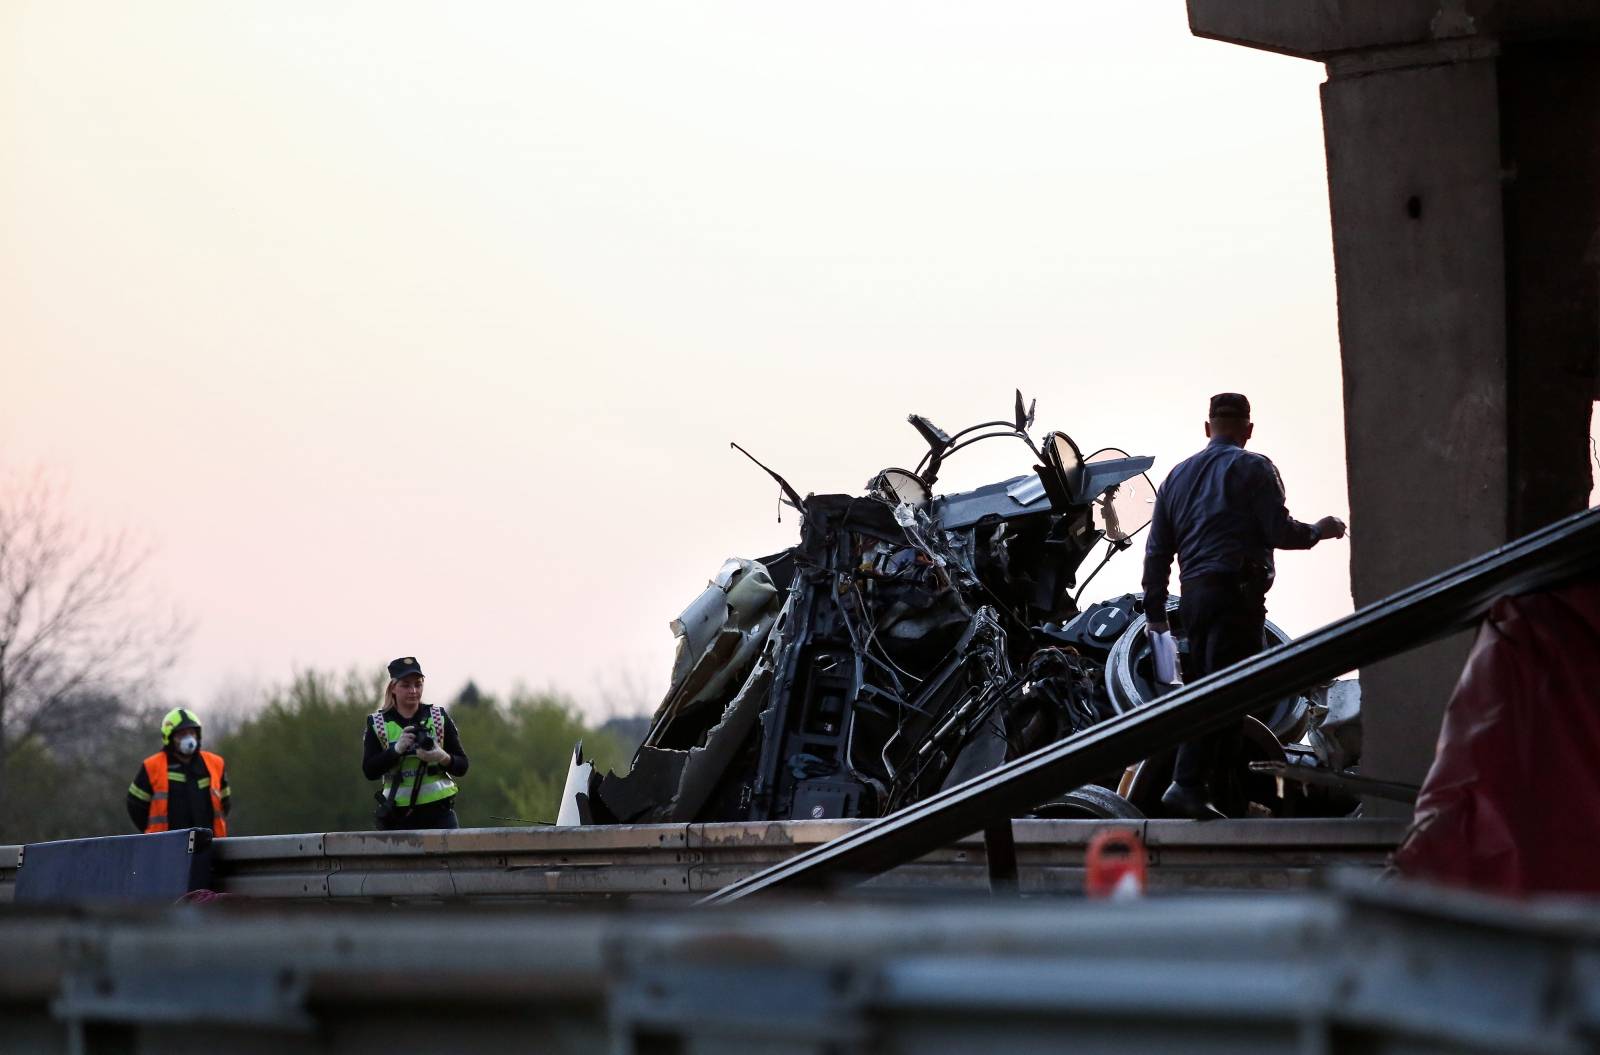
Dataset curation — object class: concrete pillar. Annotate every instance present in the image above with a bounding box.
[1187,2,1599,810]
[1322,51,1508,802]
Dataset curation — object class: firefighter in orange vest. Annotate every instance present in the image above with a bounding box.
[126,708,231,836]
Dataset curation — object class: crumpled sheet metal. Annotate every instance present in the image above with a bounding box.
[653,560,780,735]
[669,640,779,822]
[1393,578,1600,896]
[588,562,786,824]
[668,558,779,688]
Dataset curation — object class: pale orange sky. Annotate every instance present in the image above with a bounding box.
[5,3,1359,717]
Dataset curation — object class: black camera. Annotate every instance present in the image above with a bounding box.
[403,725,436,753]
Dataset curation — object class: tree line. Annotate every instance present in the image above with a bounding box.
[1,671,638,844]
[218,671,636,834]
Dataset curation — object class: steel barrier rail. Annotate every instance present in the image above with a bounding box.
[703,504,1600,903]
[0,818,1404,902]
[4,881,1600,1054]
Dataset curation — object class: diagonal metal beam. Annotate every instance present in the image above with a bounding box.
[700,505,1600,903]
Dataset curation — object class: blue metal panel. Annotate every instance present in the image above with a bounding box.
[13,828,211,903]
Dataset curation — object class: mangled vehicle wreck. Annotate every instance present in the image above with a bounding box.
[560,395,1364,826]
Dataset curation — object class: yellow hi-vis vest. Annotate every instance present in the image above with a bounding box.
[372,705,458,808]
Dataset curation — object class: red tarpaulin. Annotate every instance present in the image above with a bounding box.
[1394,579,1600,895]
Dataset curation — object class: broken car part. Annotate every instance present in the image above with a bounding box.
[561,395,1358,830]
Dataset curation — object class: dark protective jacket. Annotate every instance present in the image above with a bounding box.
[1393,579,1600,896]
[127,747,232,833]
[1141,436,1320,616]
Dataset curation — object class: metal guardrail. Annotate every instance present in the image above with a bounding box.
[705,504,1600,902]
[3,880,1598,1054]
[0,818,1405,902]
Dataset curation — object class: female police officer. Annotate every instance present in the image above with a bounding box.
[362,656,470,829]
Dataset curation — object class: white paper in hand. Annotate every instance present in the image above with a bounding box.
[1149,629,1183,686]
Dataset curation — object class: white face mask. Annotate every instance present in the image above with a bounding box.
[175,734,199,756]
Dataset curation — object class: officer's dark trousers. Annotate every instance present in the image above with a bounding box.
[378,801,460,831]
[1171,572,1267,789]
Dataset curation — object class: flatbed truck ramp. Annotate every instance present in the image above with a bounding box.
[1,818,1404,903]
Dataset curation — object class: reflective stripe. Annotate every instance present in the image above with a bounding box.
[128,784,152,802]
[385,779,458,805]
[151,792,169,801]
[199,751,229,838]
[197,778,210,789]
[218,785,231,798]
[167,771,187,783]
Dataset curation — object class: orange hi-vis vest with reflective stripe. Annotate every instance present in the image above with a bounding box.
[142,750,229,838]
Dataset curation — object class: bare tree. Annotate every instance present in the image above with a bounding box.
[0,471,186,807]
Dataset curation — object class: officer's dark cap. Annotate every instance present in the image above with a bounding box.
[1209,392,1251,422]
[387,656,424,680]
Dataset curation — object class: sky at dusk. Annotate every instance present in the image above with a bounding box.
[6,3,1364,718]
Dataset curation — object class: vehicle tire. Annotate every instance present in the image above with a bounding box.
[1028,784,1146,820]
[1104,597,1311,742]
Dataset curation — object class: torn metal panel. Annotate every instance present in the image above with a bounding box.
[555,747,595,826]
[587,747,685,824]
[669,620,783,822]
[581,566,787,825]
[934,474,1053,529]
[1072,455,1156,506]
[650,558,782,747]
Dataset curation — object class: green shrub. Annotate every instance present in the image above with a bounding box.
[214,672,632,834]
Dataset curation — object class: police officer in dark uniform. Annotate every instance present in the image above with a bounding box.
[1141,393,1346,820]
[362,656,470,830]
